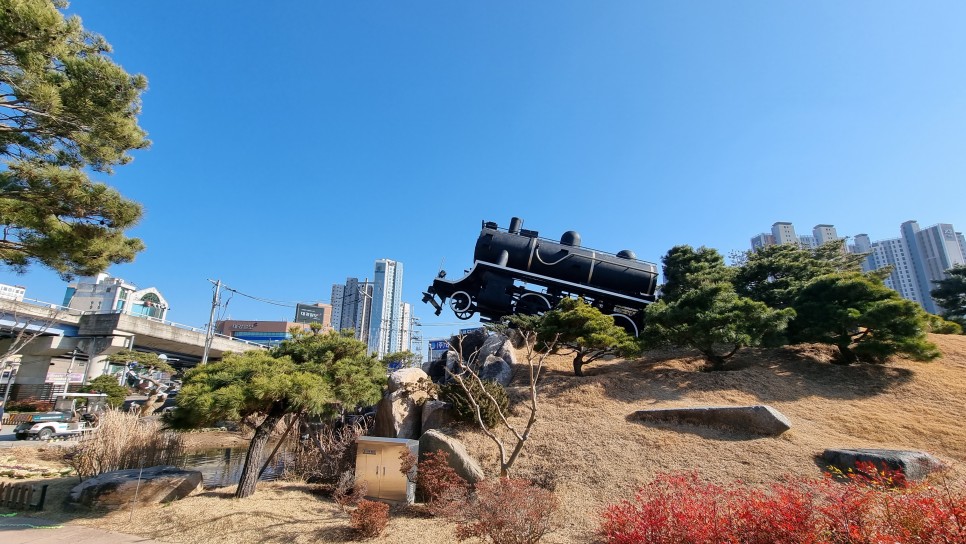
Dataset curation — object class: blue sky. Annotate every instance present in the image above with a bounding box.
[3,1,965,344]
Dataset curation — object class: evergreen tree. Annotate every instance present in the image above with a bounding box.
[645,245,794,370]
[734,240,874,309]
[0,0,149,278]
[537,298,639,377]
[931,265,966,329]
[170,330,386,498]
[791,272,940,364]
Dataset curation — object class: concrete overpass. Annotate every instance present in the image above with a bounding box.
[0,297,264,400]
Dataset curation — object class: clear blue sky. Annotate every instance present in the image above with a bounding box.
[3,1,965,343]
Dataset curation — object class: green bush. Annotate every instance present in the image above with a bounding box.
[925,313,963,335]
[79,375,129,408]
[440,379,509,429]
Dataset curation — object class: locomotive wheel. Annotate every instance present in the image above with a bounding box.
[515,293,552,316]
[450,291,475,320]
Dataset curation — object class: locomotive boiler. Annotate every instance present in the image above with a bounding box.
[422,217,659,335]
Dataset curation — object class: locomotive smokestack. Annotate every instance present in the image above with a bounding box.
[509,217,523,234]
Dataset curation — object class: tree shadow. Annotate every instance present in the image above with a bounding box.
[624,412,779,442]
[523,343,916,406]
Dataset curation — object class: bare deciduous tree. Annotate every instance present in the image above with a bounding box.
[447,330,556,477]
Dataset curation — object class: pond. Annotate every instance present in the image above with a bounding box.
[180,445,291,488]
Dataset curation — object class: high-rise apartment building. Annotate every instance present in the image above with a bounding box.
[813,224,840,246]
[751,219,964,314]
[368,259,405,358]
[901,221,965,314]
[330,277,373,343]
[751,222,841,250]
[771,222,798,245]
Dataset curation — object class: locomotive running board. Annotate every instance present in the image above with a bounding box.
[461,261,654,306]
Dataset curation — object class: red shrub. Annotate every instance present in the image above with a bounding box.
[349,499,389,538]
[417,450,469,517]
[456,477,558,544]
[600,468,966,544]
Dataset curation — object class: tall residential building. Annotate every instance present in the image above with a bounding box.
[901,221,966,314]
[750,233,775,250]
[63,273,168,320]
[798,235,818,249]
[813,224,840,246]
[368,259,404,358]
[868,237,925,307]
[771,222,798,245]
[330,277,372,343]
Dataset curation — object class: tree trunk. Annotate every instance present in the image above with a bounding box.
[235,404,286,499]
[573,354,585,377]
[834,343,858,365]
[705,354,728,371]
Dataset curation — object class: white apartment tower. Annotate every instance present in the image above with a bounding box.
[367,259,405,358]
[901,221,966,314]
[771,222,798,245]
[813,224,840,246]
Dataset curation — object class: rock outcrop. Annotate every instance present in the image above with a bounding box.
[634,405,792,436]
[419,429,485,484]
[66,466,202,509]
[421,400,454,434]
[820,448,945,481]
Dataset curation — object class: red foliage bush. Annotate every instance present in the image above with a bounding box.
[349,499,389,538]
[456,477,558,544]
[600,464,966,544]
[417,450,469,517]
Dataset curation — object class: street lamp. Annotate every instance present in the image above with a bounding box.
[1,361,22,424]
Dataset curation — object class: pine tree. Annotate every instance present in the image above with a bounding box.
[1,0,149,278]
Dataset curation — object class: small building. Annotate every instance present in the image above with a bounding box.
[0,283,26,302]
[63,273,168,320]
[216,320,312,347]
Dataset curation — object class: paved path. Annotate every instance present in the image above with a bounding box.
[0,515,164,543]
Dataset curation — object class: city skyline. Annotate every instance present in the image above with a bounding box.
[1,2,964,339]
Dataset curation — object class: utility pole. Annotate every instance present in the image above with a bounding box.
[201,279,222,366]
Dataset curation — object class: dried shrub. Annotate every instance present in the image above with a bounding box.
[5,398,54,412]
[417,450,469,517]
[600,465,966,544]
[456,477,558,544]
[333,470,368,513]
[440,379,509,429]
[63,409,185,479]
[350,499,389,539]
[282,418,367,484]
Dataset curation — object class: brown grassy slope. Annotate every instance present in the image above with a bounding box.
[47,333,966,543]
[450,333,966,541]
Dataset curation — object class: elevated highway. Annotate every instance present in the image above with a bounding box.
[0,297,264,398]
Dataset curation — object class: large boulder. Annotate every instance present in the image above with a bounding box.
[634,405,792,436]
[820,449,945,481]
[419,429,485,484]
[66,466,202,509]
[388,368,430,393]
[480,334,512,361]
[479,354,513,387]
[374,390,422,440]
[421,400,455,433]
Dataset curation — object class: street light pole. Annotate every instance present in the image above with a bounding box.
[201,279,222,366]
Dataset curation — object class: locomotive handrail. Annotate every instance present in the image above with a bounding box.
[482,219,658,267]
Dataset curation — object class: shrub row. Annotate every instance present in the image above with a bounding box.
[600,465,966,544]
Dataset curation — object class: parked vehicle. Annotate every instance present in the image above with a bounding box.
[13,393,108,440]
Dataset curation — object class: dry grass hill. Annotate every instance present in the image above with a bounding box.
[24,334,966,543]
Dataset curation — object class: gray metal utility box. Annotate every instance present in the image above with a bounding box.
[355,436,418,504]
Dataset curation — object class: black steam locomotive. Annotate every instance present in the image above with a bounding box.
[422,217,659,336]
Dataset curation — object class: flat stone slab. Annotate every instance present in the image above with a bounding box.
[820,448,945,481]
[67,465,202,510]
[634,405,791,436]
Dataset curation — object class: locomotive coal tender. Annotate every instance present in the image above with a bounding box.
[422,217,659,336]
